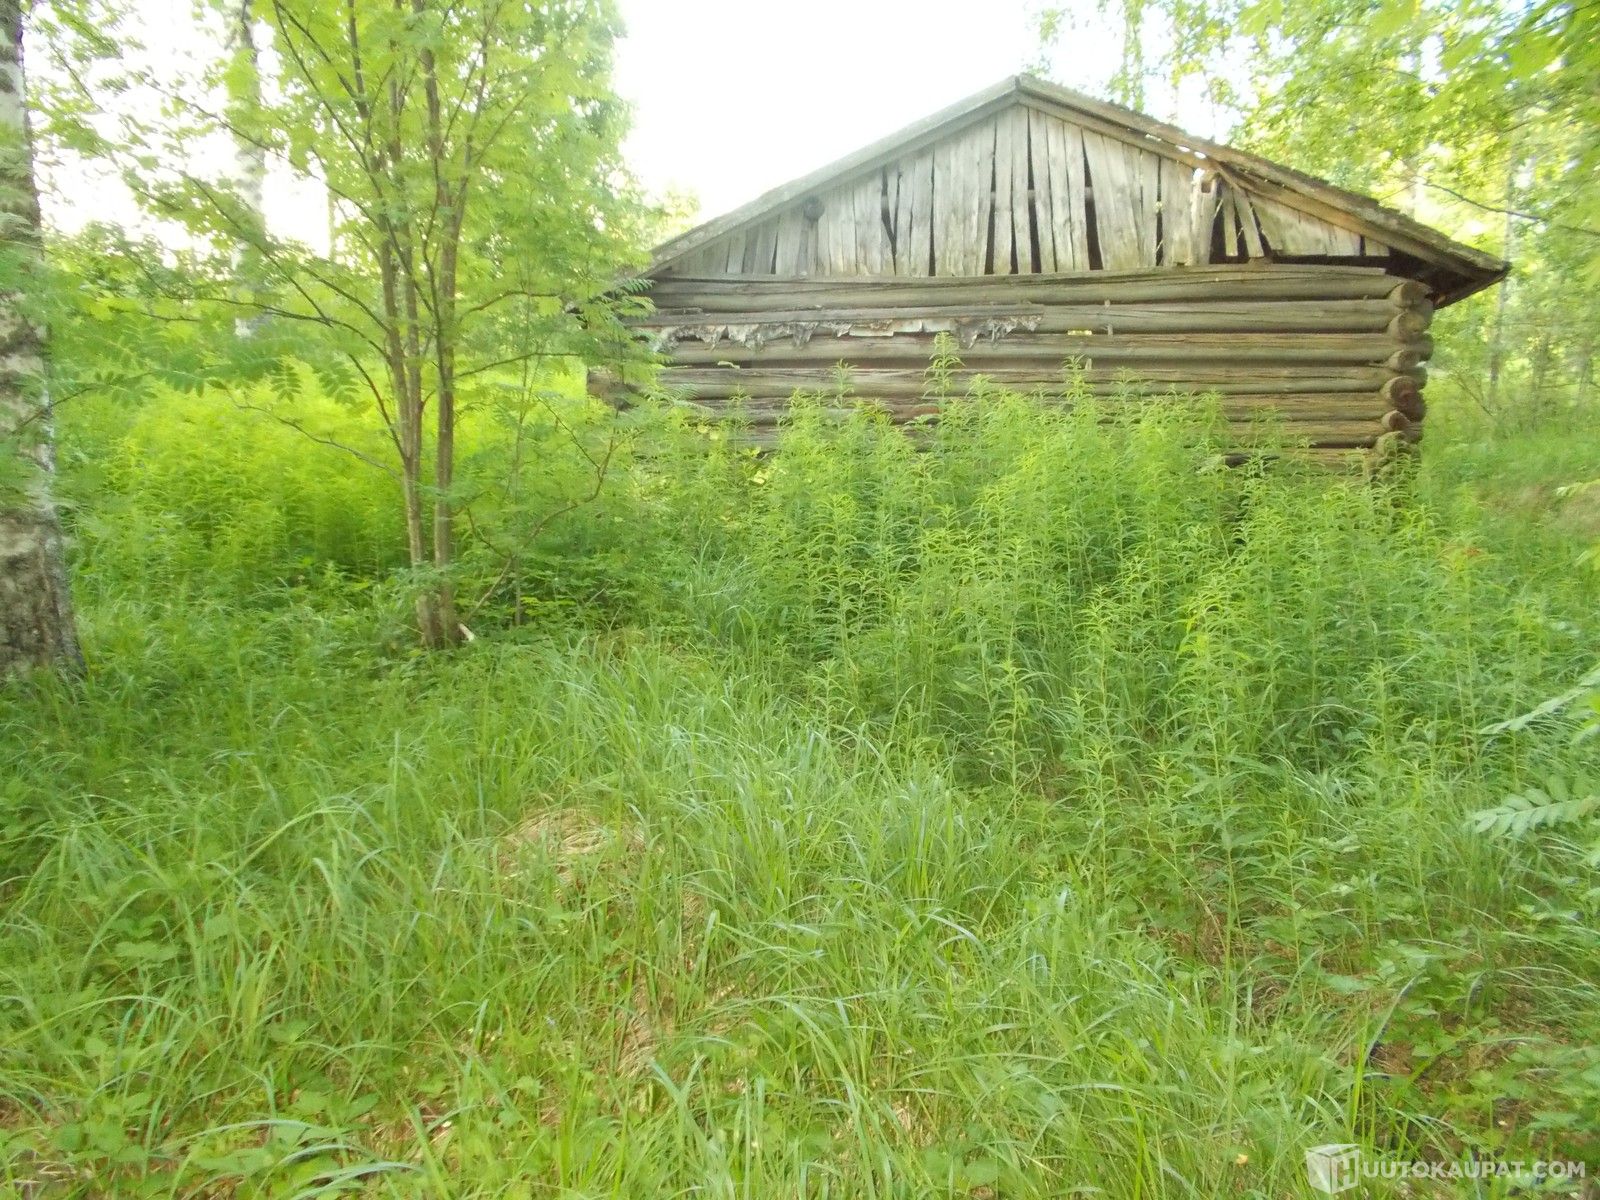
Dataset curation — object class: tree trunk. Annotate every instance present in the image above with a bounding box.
[1,0,81,677]
[399,451,444,647]
[1486,149,1520,410]
[225,0,265,337]
[225,0,265,223]
[418,23,459,643]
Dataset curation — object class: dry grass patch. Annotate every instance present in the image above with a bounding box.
[497,806,646,885]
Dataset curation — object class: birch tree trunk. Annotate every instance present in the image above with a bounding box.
[224,0,265,336]
[0,0,81,676]
[224,0,265,222]
[1486,149,1520,411]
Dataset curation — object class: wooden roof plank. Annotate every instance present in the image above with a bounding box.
[1058,119,1090,270]
[993,109,1015,273]
[905,152,934,276]
[1234,187,1267,258]
[971,121,996,274]
[1028,108,1057,272]
[1219,186,1240,258]
[1017,75,1505,282]
[1008,106,1032,272]
[645,74,1505,304]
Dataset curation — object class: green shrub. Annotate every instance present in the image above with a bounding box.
[60,384,406,602]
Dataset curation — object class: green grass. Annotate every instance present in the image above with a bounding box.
[2,381,1597,1197]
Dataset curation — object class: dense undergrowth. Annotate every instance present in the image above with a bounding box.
[2,378,1597,1197]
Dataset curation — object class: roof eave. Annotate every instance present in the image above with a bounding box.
[1432,261,1511,308]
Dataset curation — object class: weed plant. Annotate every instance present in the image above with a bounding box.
[1,377,1596,1196]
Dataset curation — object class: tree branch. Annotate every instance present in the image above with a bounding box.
[1420,179,1600,239]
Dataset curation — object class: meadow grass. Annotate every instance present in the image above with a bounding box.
[1,383,1596,1197]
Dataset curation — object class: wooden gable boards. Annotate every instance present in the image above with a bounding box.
[648,76,1505,302]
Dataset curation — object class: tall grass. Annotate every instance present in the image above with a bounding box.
[1,379,1596,1196]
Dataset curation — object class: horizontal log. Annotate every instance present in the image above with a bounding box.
[639,363,1423,398]
[1387,280,1431,308]
[662,331,1425,369]
[1386,309,1432,340]
[648,267,1407,310]
[634,299,1432,338]
[730,407,1383,441]
[731,428,1382,454]
[657,264,1394,289]
[684,380,1387,409]
[1376,412,1427,438]
[1384,344,1432,371]
[711,392,1388,420]
[1378,374,1424,416]
[1393,393,1425,421]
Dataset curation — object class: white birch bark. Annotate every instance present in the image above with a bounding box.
[1,0,82,675]
[224,0,266,336]
[224,0,265,225]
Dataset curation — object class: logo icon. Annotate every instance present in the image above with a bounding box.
[1306,1144,1362,1194]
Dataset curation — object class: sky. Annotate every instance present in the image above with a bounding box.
[38,0,1220,241]
[610,0,1070,222]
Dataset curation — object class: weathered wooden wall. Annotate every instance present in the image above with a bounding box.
[657,106,1390,280]
[601,264,1431,456]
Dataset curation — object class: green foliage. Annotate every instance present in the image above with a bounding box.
[28,0,655,648]
[60,385,404,601]
[2,380,1597,1195]
[1044,0,1600,427]
[1470,777,1599,838]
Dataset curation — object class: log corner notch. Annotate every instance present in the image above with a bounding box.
[604,74,1508,465]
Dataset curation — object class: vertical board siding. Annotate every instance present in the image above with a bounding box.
[903,152,934,275]
[1253,195,1364,256]
[1028,108,1057,271]
[1083,130,1146,269]
[992,111,1015,273]
[656,104,1394,278]
[1159,158,1192,265]
[1054,117,1091,270]
[1007,106,1032,272]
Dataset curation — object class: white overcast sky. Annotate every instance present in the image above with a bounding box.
[40,1,1233,239]
[613,0,1082,220]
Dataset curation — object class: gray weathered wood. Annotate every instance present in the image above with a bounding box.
[993,108,1015,273]
[662,330,1424,370]
[1028,108,1057,271]
[906,152,934,276]
[1159,157,1190,265]
[1219,188,1240,258]
[853,176,884,274]
[637,298,1426,337]
[968,121,995,275]
[646,264,1408,310]
[1189,172,1216,266]
[644,75,1504,305]
[1233,187,1266,258]
[1008,105,1031,272]
[887,165,908,275]
[1056,118,1089,269]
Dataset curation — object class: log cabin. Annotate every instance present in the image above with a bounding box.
[600,75,1508,463]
